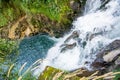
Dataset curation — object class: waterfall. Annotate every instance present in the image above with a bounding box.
[84,0,102,14]
[34,0,120,77]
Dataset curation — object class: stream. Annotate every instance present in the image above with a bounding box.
[7,0,120,78]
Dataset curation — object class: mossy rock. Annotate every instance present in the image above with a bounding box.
[38,66,62,80]
[38,66,80,80]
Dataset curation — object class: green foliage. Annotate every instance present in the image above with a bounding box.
[21,0,71,22]
[3,68,36,80]
[0,38,36,80]
[0,13,8,27]
[0,0,24,27]
[22,72,36,80]
[38,66,80,80]
[0,0,72,27]
[0,39,17,62]
[0,39,19,79]
[114,68,120,80]
[38,66,62,80]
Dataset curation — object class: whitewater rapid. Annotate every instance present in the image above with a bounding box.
[34,0,120,77]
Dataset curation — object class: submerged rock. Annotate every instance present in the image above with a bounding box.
[86,29,108,41]
[64,30,79,43]
[59,30,80,52]
[60,42,77,53]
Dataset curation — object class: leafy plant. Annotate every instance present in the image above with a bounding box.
[1,62,36,80]
[0,39,18,62]
[0,39,18,79]
[114,68,120,80]
[0,0,72,27]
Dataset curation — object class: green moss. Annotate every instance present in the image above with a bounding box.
[38,66,81,80]
[39,66,62,80]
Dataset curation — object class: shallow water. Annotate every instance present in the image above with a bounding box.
[15,34,55,71]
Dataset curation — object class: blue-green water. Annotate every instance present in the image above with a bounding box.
[0,34,55,79]
[16,34,55,70]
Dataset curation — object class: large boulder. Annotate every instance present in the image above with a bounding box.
[38,66,80,80]
[92,40,120,72]
[103,48,120,62]
[38,66,62,80]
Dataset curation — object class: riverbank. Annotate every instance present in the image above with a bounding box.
[0,0,87,79]
[0,0,86,39]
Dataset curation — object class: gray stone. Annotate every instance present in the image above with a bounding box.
[60,42,76,53]
[92,40,120,72]
[103,48,120,62]
[115,56,120,65]
[64,30,79,43]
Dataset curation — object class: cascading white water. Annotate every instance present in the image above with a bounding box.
[84,0,102,14]
[34,0,120,77]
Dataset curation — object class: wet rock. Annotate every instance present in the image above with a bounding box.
[86,32,94,41]
[91,60,109,70]
[96,40,120,60]
[99,0,110,9]
[70,0,80,13]
[64,30,79,43]
[60,42,76,53]
[115,56,120,65]
[92,39,120,72]
[103,48,120,63]
[86,30,106,41]
[60,30,80,52]
[82,41,87,48]
[77,38,87,48]
[105,40,120,51]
